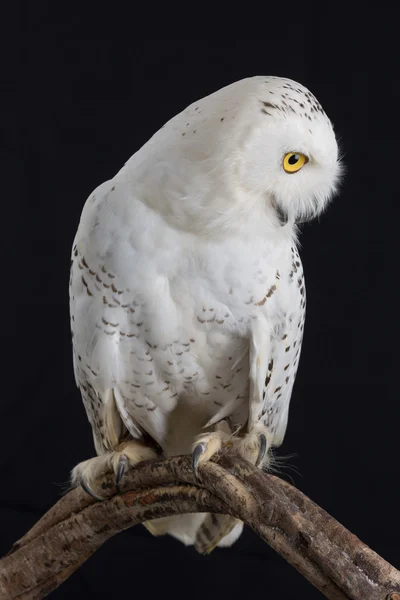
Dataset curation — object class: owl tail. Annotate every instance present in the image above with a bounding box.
[194,513,243,554]
[142,513,243,552]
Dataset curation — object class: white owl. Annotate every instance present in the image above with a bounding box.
[69,76,342,552]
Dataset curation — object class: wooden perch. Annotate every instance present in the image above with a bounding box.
[0,453,399,600]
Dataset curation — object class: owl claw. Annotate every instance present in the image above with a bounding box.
[192,443,206,479]
[80,478,105,502]
[116,454,129,493]
[256,433,267,467]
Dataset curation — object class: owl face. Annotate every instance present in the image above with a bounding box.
[131,76,343,236]
[237,77,343,224]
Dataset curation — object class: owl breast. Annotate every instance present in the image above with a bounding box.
[70,192,301,452]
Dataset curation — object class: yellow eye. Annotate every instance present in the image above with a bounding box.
[283,152,308,174]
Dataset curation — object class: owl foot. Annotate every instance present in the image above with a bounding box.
[71,440,158,500]
[192,419,232,479]
[236,426,271,468]
[191,423,271,479]
[256,432,268,467]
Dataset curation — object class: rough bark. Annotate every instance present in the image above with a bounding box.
[0,454,399,600]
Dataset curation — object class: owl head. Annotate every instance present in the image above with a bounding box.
[126,76,343,236]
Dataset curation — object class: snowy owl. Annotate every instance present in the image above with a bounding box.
[69,76,342,552]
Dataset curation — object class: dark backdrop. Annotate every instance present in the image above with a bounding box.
[3,19,399,600]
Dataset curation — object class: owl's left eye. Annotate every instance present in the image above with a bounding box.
[283,152,309,174]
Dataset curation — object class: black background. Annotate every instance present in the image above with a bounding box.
[3,15,399,600]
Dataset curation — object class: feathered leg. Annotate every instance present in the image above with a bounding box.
[190,418,270,553]
[71,389,160,499]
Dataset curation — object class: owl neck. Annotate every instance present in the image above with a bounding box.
[119,148,298,245]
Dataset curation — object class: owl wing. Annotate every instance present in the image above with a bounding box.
[248,252,306,446]
[69,247,144,457]
[71,346,129,456]
[68,181,167,457]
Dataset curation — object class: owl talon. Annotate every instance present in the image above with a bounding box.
[116,454,129,493]
[256,433,268,467]
[80,478,105,502]
[192,443,206,479]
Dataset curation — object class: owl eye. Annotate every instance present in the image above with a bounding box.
[283,152,309,174]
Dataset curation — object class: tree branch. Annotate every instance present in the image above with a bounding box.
[0,454,399,600]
